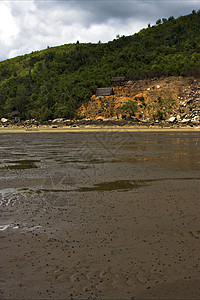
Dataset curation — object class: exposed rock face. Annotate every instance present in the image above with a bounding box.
[77,76,200,125]
[1,77,199,127]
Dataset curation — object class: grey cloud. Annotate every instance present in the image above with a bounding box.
[0,0,200,61]
[35,0,156,25]
[35,0,200,25]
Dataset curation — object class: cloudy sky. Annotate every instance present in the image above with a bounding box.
[0,0,199,61]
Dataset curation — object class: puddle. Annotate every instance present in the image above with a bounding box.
[0,160,39,170]
[26,180,144,195]
[25,177,200,196]
[0,188,15,198]
[78,177,200,192]
[78,180,145,192]
[25,225,42,232]
[0,224,42,232]
[0,188,16,206]
[0,224,10,231]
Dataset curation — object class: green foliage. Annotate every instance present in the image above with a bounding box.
[153,110,166,120]
[134,96,146,107]
[121,100,138,117]
[0,11,200,120]
[156,19,162,25]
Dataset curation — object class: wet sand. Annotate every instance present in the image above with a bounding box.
[0,131,200,299]
[0,125,200,134]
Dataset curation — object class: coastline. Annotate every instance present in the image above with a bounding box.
[0,125,200,133]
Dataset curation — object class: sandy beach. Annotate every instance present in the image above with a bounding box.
[0,131,200,299]
[0,124,200,133]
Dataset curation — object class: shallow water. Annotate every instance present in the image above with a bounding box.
[0,159,39,170]
[0,131,200,225]
[0,131,200,221]
[0,131,200,299]
[0,131,200,173]
[0,188,16,205]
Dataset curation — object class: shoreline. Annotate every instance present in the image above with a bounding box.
[0,125,200,133]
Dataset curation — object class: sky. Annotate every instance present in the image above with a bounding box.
[0,0,200,61]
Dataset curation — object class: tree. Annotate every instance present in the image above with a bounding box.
[156,19,161,25]
[168,16,175,21]
[153,110,166,120]
[162,18,167,23]
[121,101,138,117]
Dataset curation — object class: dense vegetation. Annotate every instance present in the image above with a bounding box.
[0,11,200,121]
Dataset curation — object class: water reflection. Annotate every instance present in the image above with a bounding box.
[0,132,199,175]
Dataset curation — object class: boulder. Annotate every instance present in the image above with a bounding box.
[140,118,150,123]
[191,116,200,124]
[1,118,8,123]
[52,118,64,123]
[181,118,190,123]
[180,101,186,107]
[168,116,176,123]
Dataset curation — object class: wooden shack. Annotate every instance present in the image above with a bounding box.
[111,77,125,86]
[96,88,114,97]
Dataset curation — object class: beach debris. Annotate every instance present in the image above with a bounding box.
[1,118,8,123]
[191,116,200,124]
[52,118,64,123]
[181,118,190,123]
[180,101,186,107]
[168,116,176,123]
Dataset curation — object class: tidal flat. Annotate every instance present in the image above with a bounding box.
[0,131,200,299]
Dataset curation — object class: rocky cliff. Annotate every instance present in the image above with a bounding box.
[78,76,200,125]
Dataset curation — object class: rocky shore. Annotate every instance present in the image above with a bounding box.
[0,117,200,131]
[1,77,200,130]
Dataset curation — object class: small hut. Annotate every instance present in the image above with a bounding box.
[111,77,125,86]
[96,88,114,97]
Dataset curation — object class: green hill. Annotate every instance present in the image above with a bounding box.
[0,11,200,121]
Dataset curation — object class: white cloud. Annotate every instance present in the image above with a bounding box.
[0,2,19,46]
[0,0,200,61]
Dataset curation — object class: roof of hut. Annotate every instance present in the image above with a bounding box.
[111,76,125,82]
[96,88,114,97]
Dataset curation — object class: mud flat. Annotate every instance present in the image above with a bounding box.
[0,131,200,299]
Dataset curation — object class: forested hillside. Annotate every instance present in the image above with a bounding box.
[0,11,200,121]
